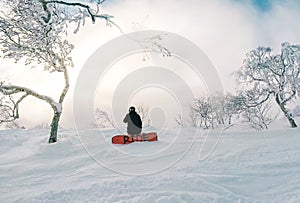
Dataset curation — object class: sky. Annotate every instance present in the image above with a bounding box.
[1,0,300,129]
[236,0,272,11]
[252,0,272,11]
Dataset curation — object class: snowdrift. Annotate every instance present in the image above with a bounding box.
[1,124,300,202]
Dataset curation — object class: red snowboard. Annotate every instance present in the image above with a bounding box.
[112,132,158,144]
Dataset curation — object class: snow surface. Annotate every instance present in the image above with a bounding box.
[1,120,300,202]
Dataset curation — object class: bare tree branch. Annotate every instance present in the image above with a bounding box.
[175,114,184,127]
[95,108,116,128]
[136,104,150,127]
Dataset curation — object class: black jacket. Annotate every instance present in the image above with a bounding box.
[123,112,142,135]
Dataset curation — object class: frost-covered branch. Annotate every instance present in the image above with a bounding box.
[0,93,28,124]
[0,85,59,112]
[39,0,113,24]
[242,100,277,130]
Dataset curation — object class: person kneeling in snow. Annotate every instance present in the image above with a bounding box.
[123,106,142,135]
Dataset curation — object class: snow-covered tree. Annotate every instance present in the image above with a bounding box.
[0,0,113,143]
[235,43,300,128]
[189,93,240,129]
[190,96,214,129]
[210,92,237,126]
[223,93,245,125]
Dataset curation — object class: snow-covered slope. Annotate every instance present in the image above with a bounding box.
[1,123,300,202]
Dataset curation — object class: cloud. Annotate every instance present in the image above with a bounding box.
[104,0,300,87]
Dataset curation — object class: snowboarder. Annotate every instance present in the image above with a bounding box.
[123,106,142,135]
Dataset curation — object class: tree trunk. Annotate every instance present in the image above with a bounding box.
[49,111,61,143]
[228,115,232,125]
[204,119,208,129]
[275,95,297,128]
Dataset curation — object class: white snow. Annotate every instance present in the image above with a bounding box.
[293,106,300,117]
[1,120,300,202]
[53,102,62,113]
